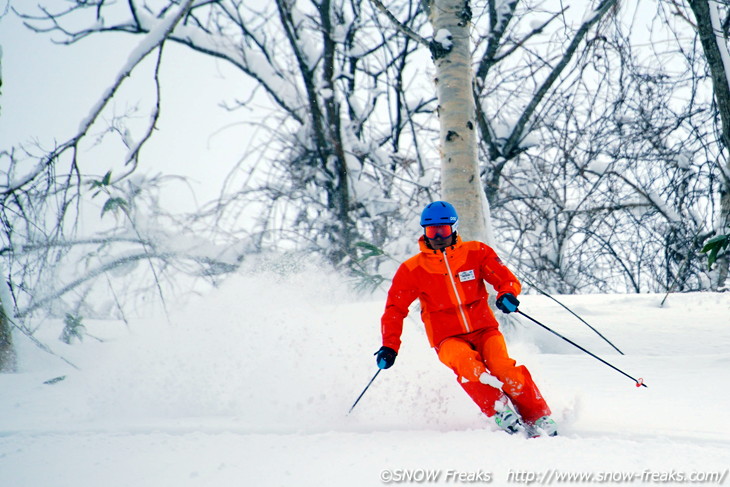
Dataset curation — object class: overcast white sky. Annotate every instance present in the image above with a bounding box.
[1,0,261,208]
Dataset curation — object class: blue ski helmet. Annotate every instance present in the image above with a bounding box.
[420,201,458,227]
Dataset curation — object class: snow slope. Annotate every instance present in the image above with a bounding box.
[1,263,729,487]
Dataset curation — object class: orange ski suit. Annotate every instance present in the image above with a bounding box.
[381,235,551,423]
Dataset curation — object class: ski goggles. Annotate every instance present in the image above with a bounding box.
[424,224,455,239]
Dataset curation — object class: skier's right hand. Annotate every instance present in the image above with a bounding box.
[375,346,397,369]
[496,293,520,314]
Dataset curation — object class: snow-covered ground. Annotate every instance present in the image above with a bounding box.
[1,264,729,486]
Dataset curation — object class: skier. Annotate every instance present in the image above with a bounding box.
[376,201,558,437]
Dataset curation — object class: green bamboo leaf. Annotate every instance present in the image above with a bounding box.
[101,197,127,217]
[701,235,727,253]
[354,241,384,262]
[702,234,729,269]
[89,171,113,197]
[708,246,720,268]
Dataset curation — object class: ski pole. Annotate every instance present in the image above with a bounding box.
[518,272,624,354]
[517,310,647,388]
[348,369,382,414]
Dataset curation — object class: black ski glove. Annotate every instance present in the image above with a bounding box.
[496,293,520,314]
[375,346,397,369]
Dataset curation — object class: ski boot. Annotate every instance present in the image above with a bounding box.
[525,416,559,437]
[493,408,521,435]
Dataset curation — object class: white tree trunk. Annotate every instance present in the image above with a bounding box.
[429,0,495,245]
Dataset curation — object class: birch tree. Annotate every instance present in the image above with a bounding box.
[425,0,492,243]
[374,0,620,245]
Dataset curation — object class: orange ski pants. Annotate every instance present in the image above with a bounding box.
[436,328,550,424]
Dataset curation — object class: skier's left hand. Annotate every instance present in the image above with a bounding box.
[496,293,520,313]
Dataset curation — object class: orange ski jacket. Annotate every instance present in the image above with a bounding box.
[381,235,521,352]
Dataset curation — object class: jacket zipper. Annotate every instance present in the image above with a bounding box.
[442,249,471,333]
